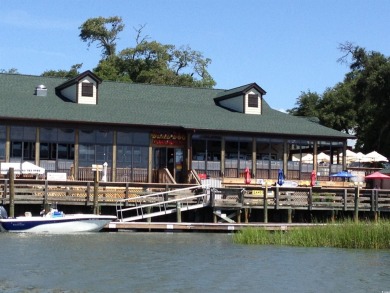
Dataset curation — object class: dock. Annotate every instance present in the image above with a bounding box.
[107,221,323,232]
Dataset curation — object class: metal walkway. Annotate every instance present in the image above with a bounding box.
[115,185,208,222]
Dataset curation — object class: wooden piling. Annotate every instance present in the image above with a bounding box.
[263,185,268,223]
[244,208,249,223]
[354,186,359,223]
[9,168,15,218]
[287,208,292,223]
[176,202,182,223]
[93,169,99,215]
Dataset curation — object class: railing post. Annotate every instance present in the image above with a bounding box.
[275,186,279,210]
[263,185,268,223]
[125,182,129,207]
[9,168,15,218]
[93,169,99,215]
[210,188,215,207]
[354,186,359,223]
[3,179,8,205]
[176,201,182,223]
[374,189,379,222]
[43,180,48,208]
[308,188,312,211]
[343,189,348,211]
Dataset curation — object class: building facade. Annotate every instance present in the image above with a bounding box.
[0,71,354,183]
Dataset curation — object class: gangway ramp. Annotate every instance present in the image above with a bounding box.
[116,185,208,222]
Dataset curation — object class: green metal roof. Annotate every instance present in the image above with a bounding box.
[0,73,354,140]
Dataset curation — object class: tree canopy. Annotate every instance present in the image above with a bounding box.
[288,42,390,157]
[71,17,214,87]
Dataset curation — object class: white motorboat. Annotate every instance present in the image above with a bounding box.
[0,206,116,233]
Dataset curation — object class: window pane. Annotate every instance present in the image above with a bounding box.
[82,83,93,97]
[96,130,113,144]
[0,125,5,139]
[79,130,95,143]
[40,128,57,142]
[58,129,75,143]
[248,94,258,107]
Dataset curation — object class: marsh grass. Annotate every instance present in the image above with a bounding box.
[233,220,390,249]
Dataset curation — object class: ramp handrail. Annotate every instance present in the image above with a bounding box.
[115,185,207,222]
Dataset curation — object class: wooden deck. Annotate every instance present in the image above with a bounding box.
[1,178,390,223]
[106,221,325,232]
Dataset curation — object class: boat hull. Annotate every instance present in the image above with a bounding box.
[0,214,117,233]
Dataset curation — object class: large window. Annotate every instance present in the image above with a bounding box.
[116,131,149,182]
[0,125,6,160]
[225,136,252,178]
[40,128,75,161]
[10,126,36,162]
[79,130,113,167]
[255,138,284,179]
[192,135,221,177]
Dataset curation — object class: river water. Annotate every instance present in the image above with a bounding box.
[0,232,389,293]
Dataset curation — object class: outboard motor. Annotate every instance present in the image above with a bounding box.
[0,206,8,219]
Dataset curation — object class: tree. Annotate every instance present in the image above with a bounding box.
[287,90,321,117]
[318,82,356,134]
[41,64,82,78]
[79,17,215,87]
[340,44,390,154]
[0,68,18,74]
[288,42,390,157]
[79,16,124,58]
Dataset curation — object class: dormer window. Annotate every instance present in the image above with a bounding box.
[55,70,102,105]
[248,94,259,108]
[82,83,93,97]
[214,83,266,115]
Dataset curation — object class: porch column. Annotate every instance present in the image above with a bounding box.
[35,127,40,166]
[252,138,256,178]
[342,141,347,170]
[74,129,79,180]
[186,132,192,182]
[283,139,288,177]
[5,126,10,162]
[147,138,153,183]
[313,141,318,172]
[111,131,117,182]
[220,137,225,177]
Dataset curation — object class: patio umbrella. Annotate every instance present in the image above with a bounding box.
[301,153,313,163]
[364,151,388,162]
[330,171,355,178]
[365,171,390,189]
[365,172,390,179]
[277,169,284,186]
[317,152,330,163]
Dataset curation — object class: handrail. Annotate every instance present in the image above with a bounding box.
[116,185,207,222]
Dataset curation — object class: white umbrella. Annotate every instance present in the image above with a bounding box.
[317,152,330,162]
[363,151,388,162]
[333,149,358,163]
[21,162,45,175]
[301,153,313,163]
[0,162,45,175]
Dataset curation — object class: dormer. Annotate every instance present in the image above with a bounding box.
[55,70,102,105]
[214,83,266,115]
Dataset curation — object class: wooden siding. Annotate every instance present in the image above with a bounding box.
[244,89,262,115]
[77,76,97,105]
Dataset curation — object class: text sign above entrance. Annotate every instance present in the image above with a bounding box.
[151,132,186,147]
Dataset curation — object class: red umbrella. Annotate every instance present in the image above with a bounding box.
[365,172,390,179]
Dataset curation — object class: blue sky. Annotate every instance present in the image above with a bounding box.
[0,0,389,111]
